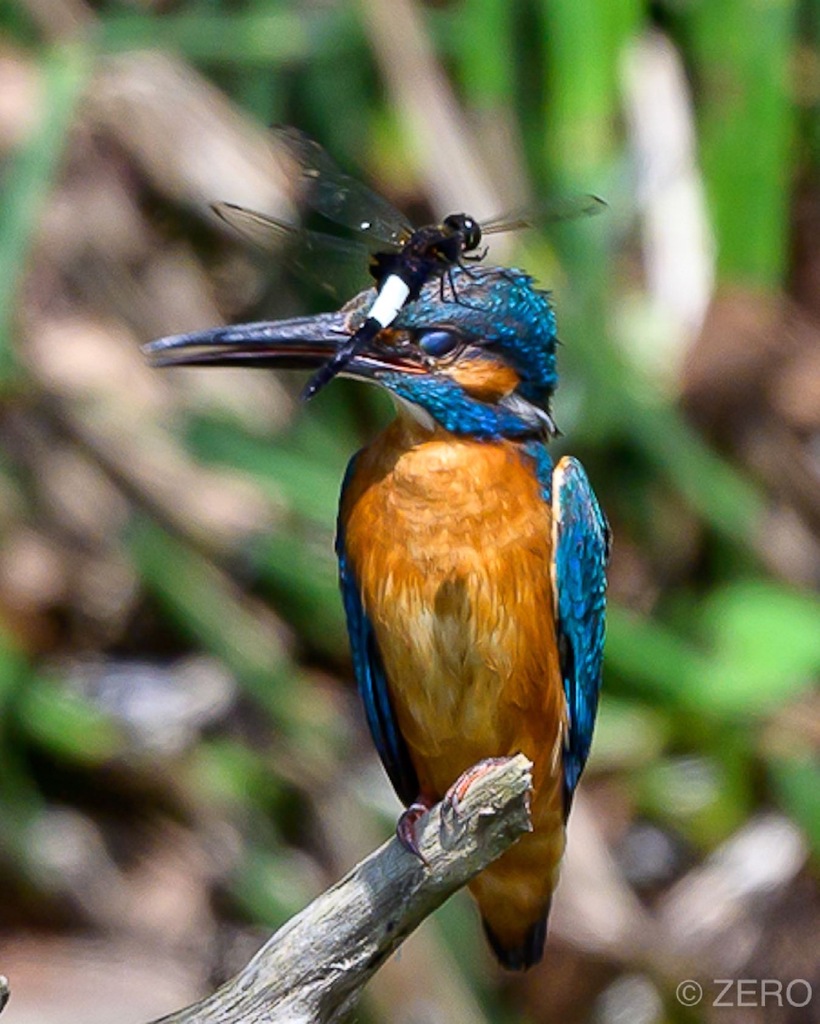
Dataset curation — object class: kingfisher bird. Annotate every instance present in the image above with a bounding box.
[145,263,609,970]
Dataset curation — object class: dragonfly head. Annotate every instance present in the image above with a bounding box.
[442,213,482,253]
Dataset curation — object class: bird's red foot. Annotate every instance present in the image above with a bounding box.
[445,757,514,816]
[396,798,435,864]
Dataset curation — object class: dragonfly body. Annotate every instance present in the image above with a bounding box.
[369,212,483,300]
[211,129,601,399]
[303,213,484,398]
[146,264,609,969]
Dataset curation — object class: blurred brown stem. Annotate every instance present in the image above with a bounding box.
[148,755,533,1024]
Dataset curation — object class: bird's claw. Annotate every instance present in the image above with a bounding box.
[396,800,433,866]
[444,757,514,817]
[397,759,515,863]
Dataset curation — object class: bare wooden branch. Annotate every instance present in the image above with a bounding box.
[150,754,533,1024]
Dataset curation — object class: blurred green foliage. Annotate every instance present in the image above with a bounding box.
[1,1,819,1022]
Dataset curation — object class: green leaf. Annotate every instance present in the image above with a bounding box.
[98,11,318,65]
[590,697,669,771]
[16,678,123,765]
[768,755,820,857]
[638,751,749,846]
[0,45,91,379]
[693,582,820,713]
[230,845,320,927]
[683,0,798,288]
[189,738,289,816]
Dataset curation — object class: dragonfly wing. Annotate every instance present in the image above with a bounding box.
[212,202,373,301]
[479,195,607,236]
[272,126,413,248]
[211,201,299,251]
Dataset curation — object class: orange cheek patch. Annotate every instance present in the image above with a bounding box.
[374,327,402,347]
[445,358,520,401]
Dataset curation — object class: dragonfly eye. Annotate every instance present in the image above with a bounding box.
[416,328,464,359]
[443,213,482,252]
[462,217,481,250]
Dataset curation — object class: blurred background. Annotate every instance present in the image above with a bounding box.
[1,1,819,1022]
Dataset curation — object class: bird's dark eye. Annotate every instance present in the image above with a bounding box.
[416,328,464,358]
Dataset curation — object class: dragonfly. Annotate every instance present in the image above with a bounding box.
[213,127,605,399]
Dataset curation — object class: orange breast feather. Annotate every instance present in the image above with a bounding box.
[341,416,568,948]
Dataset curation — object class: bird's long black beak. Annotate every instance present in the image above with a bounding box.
[143,309,427,392]
[143,310,350,372]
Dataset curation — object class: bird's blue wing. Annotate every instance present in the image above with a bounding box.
[336,455,419,807]
[551,456,609,813]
